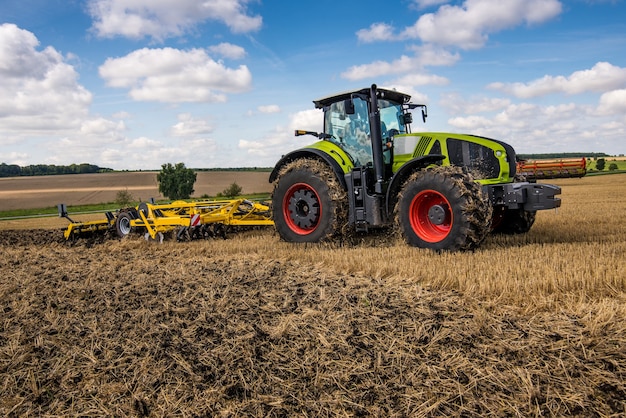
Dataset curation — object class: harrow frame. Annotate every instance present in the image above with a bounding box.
[60,199,274,241]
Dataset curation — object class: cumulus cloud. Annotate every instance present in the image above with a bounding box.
[356,23,396,43]
[170,113,214,137]
[80,118,126,136]
[0,23,92,132]
[402,0,562,49]
[238,109,322,159]
[88,0,262,41]
[208,42,247,60]
[355,0,562,49]
[439,92,512,115]
[99,47,252,103]
[488,62,626,98]
[342,45,459,80]
[598,89,626,115]
[443,97,626,154]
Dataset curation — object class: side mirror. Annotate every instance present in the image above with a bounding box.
[422,107,427,123]
[344,99,355,115]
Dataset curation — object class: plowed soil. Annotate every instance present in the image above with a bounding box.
[1,228,624,416]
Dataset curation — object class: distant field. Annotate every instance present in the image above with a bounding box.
[0,171,272,212]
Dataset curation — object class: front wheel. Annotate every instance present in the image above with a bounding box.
[271,159,347,243]
[395,166,492,251]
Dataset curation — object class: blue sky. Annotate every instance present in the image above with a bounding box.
[1,0,625,170]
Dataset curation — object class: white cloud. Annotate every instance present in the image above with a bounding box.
[392,73,450,87]
[402,0,562,49]
[356,23,396,43]
[80,118,126,135]
[98,135,218,170]
[444,98,626,154]
[598,89,626,115]
[208,42,247,60]
[356,0,562,49]
[170,113,214,137]
[488,62,626,98]
[258,105,280,114]
[439,92,511,114]
[238,109,322,160]
[88,0,262,41]
[0,24,92,133]
[342,45,459,81]
[98,47,252,103]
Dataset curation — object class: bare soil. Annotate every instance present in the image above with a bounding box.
[1,228,624,416]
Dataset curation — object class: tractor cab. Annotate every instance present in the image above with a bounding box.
[312,86,426,178]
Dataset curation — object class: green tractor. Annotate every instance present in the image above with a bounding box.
[270,84,560,251]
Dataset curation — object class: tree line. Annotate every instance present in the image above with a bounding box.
[0,163,112,177]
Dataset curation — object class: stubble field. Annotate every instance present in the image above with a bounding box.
[0,173,625,416]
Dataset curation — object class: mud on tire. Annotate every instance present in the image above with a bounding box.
[395,165,492,251]
[271,158,347,243]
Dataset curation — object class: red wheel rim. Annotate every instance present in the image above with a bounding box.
[409,189,452,243]
[282,182,321,235]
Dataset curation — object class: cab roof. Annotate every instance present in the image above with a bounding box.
[313,86,412,109]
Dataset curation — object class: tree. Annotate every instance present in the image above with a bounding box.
[596,158,606,171]
[157,162,197,200]
[608,163,618,171]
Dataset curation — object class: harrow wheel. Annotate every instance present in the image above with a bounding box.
[272,158,346,243]
[396,166,492,251]
[115,211,134,238]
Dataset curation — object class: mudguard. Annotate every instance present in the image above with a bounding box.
[269,145,350,190]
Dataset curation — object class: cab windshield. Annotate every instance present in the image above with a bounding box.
[323,97,406,167]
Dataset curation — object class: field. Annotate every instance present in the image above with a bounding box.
[1,174,625,416]
[0,171,272,212]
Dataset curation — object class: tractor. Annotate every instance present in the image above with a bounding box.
[269,84,561,251]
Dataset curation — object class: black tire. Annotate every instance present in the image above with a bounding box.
[395,166,492,251]
[271,158,347,243]
[115,211,134,238]
[491,208,536,234]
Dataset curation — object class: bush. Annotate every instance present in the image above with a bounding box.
[115,188,134,207]
[157,163,197,200]
[608,163,618,171]
[221,182,243,198]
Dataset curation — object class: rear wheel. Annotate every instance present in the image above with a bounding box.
[272,159,347,243]
[395,166,492,251]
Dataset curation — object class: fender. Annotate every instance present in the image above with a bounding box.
[269,148,348,189]
[385,154,445,215]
